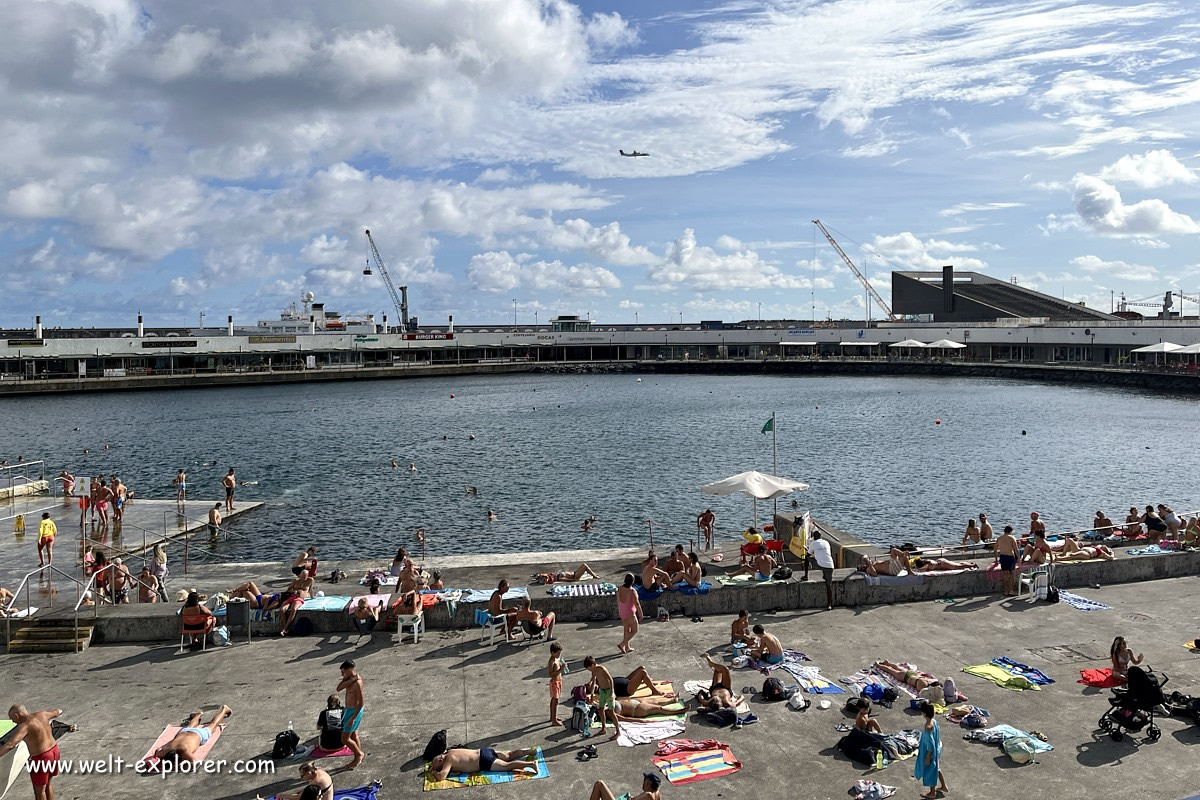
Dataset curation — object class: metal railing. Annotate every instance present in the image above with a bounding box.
[4,563,101,654]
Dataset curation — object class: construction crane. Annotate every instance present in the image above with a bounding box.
[363,229,410,331]
[812,219,897,322]
[1117,291,1198,316]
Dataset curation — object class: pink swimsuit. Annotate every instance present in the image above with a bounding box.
[617,589,638,620]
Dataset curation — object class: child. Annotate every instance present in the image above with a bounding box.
[731,609,750,644]
[548,642,566,725]
[583,655,620,740]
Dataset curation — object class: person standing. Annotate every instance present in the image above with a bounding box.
[93,480,113,527]
[994,525,1019,597]
[808,530,835,610]
[174,469,187,506]
[616,573,642,655]
[914,700,947,799]
[697,509,716,550]
[112,477,127,523]
[58,470,74,498]
[1028,511,1045,537]
[150,543,169,601]
[0,704,65,800]
[36,513,56,567]
[336,660,365,769]
[548,641,565,726]
[136,566,159,603]
[207,503,222,541]
[222,468,236,513]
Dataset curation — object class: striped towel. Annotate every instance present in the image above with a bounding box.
[653,746,741,785]
[1057,591,1111,611]
[549,582,617,597]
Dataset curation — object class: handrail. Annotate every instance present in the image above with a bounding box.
[5,563,94,654]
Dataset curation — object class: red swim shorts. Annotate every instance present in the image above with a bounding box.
[29,743,60,786]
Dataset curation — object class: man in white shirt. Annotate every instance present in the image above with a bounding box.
[808,531,835,610]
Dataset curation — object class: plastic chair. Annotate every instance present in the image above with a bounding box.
[394,612,424,644]
[1018,564,1054,602]
[739,539,787,565]
[179,613,215,654]
[475,608,507,645]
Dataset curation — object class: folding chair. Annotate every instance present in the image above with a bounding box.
[475,608,507,645]
[517,618,547,646]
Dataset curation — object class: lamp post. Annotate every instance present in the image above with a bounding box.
[512,299,517,326]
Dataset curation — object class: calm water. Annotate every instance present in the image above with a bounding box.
[2,374,1196,562]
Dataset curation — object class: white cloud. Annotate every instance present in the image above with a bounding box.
[648,229,810,291]
[1071,254,1158,282]
[840,137,900,159]
[1098,149,1197,189]
[618,299,643,309]
[540,218,656,265]
[715,235,743,251]
[862,232,988,271]
[938,202,1025,217]
[300,234,350,265]
[1070,175,1200,236]
[467,250,620,295]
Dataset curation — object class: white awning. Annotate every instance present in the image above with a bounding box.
[839,341,880,346]
[780,341,818,346]
[1131,341,1182,353]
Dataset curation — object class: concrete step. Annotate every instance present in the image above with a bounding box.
[15,625,94,640]
[15,616,91,628]
[7,624,93,653]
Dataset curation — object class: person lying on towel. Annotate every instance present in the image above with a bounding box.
[153,705,231,765]
[911,557,978,573]
[274,762,333,800]
[429,747,538,780]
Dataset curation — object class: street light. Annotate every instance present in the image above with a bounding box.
[512,299,517,326]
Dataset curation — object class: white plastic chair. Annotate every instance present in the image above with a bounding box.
[1018,563,1054,602]
[475,608,507,645]
[394,613,424,644]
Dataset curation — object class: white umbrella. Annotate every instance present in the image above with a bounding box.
[927,339,966,349]
[1171,343,1200,354]
[701,470,810,529]
[1130,342,1181,353]
[889,339,926,348]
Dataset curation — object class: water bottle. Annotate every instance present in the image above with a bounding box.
[287,720,293,732]
[874,749,884,770]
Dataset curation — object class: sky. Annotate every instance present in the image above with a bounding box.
[2,0,1200,329]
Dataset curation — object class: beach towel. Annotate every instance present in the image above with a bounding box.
[851,779,897,800]
[422,746,547,790]
[269,783,382,800]
[549,582,617,597]
[674,581,711,595]
[289,743,356,761]
[716,574,788,587]
[1078,668,1123,688]
[1126,544,1167,556]
[962,664,1039,691]
[861,572,925,587]
[618,719,687,747]
[300,595,352,612]
[748,648,810,672]
[461,587,528,605]
[252,608,278,623]
[991,657,1055,685]
[1057,590,1111,611]
[138,723,226,772]
[3,607,37,619]
[653,745,741,785]
[359,575,398,587]
[965,725,1052,752]
[681,681,751,714]
[635,585,663,603]
[346,594,391,613]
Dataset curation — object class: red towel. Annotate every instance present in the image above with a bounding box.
[1078,668,1123,688]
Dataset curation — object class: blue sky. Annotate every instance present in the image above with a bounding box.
[2,0,1200,328]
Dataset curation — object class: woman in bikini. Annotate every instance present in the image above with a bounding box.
[668,552,703,588]
[613,695,686,719]
[1124,507,1142,537]
[875,660,940,692]
[911,557,978,572]
[534,563,596,584]
[1057,541,1116,561]
[227,581,283,610]
[857,547,909,576]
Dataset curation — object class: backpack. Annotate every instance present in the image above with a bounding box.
[329,569,342,584]
[941,677,959,703]
[772,566,793,580]
[272,729,300,759]
[211,625,230,647]
[570,702,596,732]
[1002,736,1036,764]
[762,677,787,701]
[422,729,448,762]
[570,685,590,703]
[1045,586,1060,604]
[706,708,737,727]
[880,688,899,705]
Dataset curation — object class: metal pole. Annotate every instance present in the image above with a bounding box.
[772,411,778,519]
[646,519,654,549]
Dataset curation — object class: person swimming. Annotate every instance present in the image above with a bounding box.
[487,509,498,522]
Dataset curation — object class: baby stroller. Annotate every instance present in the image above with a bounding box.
[1098,666,1167,742]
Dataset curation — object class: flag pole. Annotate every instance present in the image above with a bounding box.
[771,411,778,519]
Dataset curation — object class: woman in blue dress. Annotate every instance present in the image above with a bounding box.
[914,700,947,798]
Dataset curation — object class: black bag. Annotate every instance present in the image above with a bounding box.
[422,729,448,762]
[705,708,737,727]
[272,729,300,759]
[329,569,342,584]
[772,566,793,580]
[881,687,899,704]
[762,677,787,701]
[1045,586,1060,604]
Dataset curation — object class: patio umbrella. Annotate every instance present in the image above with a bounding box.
[926,339,965,349]
[889,339,926,348]
[701,470,809,529]
[1131,341,1181,365]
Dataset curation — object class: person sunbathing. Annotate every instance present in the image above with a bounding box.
[857,547,909,576]
[428,747,538,781]
[911,557,978,572]
[730,545,776,581]
[696,654,742,710]
[514,597,556,640]
[533,563,595,584]
[227,582,282,610]
[1057,543,1115,561]
[0,587,14,616]
[668,552,704,588]
[875,660,939,692]
[589,665,663,698]
[279,570,314,636]
[275,762,333,800]
[613,695,686,719]
[152,706,231,765]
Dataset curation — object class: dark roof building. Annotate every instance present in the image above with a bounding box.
[892,267,1116,322]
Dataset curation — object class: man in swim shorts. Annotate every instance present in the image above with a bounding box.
[93,479,113,526]
[732,544,776,581]
[36,513,56,567]
[697,509,716,550]
[748,624,785,664]
[112,477,127,522]
[336,660,365,769]
[148,705,231,768]
[583,656,621,739]
[428,747,539,781]
[697,654,742,710]
[993,525,1019,597]
[0,704,65,799]
[589,773,661,800]
[222,468,236,512]
[207,503,222,541]
[514,597,557,640]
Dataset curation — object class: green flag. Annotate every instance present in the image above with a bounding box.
[761,416,774,434]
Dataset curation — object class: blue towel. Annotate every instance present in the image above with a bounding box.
[1126,545,1165,556]
[272,783,379,800]
[1057,590,1112,611]
[991,657,1055,685]
[675,580,712,595]
[636,585,664,603]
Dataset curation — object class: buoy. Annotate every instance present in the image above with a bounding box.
[450,394,455,398]
[1021,430,1027,436]
[935,419,942,425]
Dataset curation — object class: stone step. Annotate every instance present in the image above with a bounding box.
[7,624,93,653]
[14,625,94,640]
[15,616,92,628]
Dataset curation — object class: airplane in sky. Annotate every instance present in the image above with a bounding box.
[619,150,649,157]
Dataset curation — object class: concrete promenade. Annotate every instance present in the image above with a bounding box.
[2,574,1199,800]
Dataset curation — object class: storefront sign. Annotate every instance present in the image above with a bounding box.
[248,335,296,344]
[7,339,44,346]
[404,333,455,340]
[141,339,197,348]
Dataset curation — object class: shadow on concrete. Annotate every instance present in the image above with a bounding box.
[1075,735,1139,766]
[86,644,187,671]
[284,634,358,664]
[942,596,1000,613]
[998,600,1042,612]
